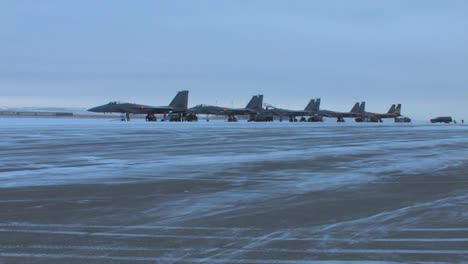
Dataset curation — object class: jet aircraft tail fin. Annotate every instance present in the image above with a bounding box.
[304,99,316,112]
[255,95,264,113]
[358,102,366,113]
[314,98,321,112]
[245,95,264,113]
[394,104,402,116]
[245,95,258,110]
[350,102,360,113]
[169,90,189,112]
[387,104,396,114]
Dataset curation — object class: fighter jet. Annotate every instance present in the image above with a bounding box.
[355,102,401,122]
[188,95,262,122]
[88,90,188,121]
[264,99,316,122]
[246,95,275,122]
[312,99,361,122]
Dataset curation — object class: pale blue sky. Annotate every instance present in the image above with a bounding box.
[0,0,467,119]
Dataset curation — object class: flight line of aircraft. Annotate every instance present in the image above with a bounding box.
[88,90,410,123]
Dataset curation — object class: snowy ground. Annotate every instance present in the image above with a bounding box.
[1,118,468,263]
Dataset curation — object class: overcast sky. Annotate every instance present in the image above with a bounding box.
[0,0,466,119]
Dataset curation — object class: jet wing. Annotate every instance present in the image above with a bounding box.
[128,104,173,114]
[269,109,308,116]
[188,105,251,115]
[264,105,309,116]
[220,108,253,115]
[317,110,359,118]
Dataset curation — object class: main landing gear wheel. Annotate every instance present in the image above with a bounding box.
[307,116,323,122]
[185,114,198,122]
[145,114,157,122]
[169,114,182,122]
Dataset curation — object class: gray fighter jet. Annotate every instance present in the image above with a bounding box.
[312,99,361,122]
[88,90,188,121]
[246,95,275,122]
[188,95,262,122]
[264,99,316,122]
[355,102,401,122]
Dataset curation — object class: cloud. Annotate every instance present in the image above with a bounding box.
[0,0,466,119]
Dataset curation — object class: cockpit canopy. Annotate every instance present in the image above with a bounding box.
[194,104,207,108]
[108,101,121,105]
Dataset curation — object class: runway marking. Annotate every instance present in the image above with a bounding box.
[2,244,468,255]
[3,223,468,234]
[0,198,112,203]
[2,228,468,242]
[0,228,280,240]
[370,181,468,184]
[0,252,461,263]
[401,228,468,232]
[0,222,259,231]
[374,238,468,242]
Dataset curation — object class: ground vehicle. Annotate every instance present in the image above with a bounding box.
[430,117,453,123]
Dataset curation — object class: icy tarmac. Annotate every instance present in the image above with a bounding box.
[1,118,468,263]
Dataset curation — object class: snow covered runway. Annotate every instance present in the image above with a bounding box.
[1,118,468,263]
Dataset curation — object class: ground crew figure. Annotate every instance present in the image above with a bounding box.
[462,119,465,125]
